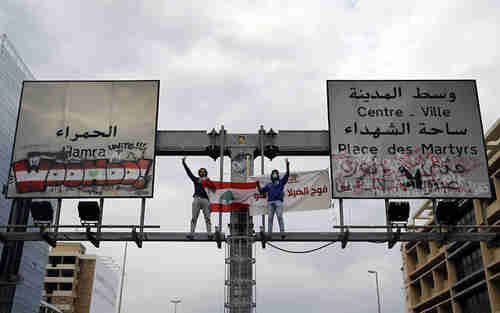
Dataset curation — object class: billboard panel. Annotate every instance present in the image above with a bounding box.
[7,80,159,198]
[327,80,491,199]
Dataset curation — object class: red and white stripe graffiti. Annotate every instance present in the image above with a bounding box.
[12,158,153,193]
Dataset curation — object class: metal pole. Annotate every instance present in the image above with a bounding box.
[54,199,62,233]
[385,199,392,249]
[228,147,254,313]
[98,198,104,234]
[368,270,381,313]
[117,241,128,313]
[385,199,391,232]
[219,125,225,232]
[432,199,438,225]
[171,300,181,313]
[339,199,344,231]
[375,272,381,313]
[140,198,146,234]
[259,126,265,231]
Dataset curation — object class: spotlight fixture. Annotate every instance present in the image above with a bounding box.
[435,200,456,224]
[387,201,410,223]
[77,201,101,223]
[30,201,54,223]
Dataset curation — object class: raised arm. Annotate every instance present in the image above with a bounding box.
[256,181,263,194]
[282,158,290,184]
[182,157,197,182]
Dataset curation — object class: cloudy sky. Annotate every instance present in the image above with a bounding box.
[2,1,500,313]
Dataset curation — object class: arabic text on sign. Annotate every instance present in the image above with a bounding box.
[349,87,403,101]
[56,125,118,142]
[413,87,456,103]
[344,122,410,138]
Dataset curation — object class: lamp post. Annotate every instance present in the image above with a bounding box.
[368,270,381,313]
[170,299,181,313]
[117,242,128,313]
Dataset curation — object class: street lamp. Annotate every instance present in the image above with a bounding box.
[170,299,181,313]
[117,242,128,313]
[368,270,381,313]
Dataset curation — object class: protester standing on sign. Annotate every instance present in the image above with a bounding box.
[182,157,216,235]
[256,159,290,234]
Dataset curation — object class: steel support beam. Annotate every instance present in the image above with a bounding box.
[0,232,225,242]
[0,231,496,243]
[256,232,499,242]
[154,130,330,157]
[227,146,255,313]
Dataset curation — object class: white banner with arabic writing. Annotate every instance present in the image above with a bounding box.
[248,169,331,216]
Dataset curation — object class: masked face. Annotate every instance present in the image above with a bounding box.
[28,156,41,173]
[271,171,279,181]
[199,169,207,178]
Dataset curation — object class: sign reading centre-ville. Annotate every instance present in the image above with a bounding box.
[7,80,159,198]
[327,80,491,199]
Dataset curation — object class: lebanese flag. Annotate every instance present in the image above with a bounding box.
[13,159,51,193]
[202,181,258,212]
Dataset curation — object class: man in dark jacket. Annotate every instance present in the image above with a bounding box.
[182,157,216,234]
[256,159,290,233]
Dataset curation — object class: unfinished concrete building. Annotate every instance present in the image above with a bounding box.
[401,118,500,313]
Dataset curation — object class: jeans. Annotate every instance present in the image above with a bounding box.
[268,200,284,233]
[191,197,211,233]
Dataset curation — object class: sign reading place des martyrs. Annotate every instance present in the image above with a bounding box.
[327,80,491,199]
[7,80,159,198]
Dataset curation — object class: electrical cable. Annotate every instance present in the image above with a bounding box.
[266,241,336,254]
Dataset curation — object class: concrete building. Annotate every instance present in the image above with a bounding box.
[40,300,63,313]
[401,118,500,313]
[0,33,51,313]
[43,242,119,313]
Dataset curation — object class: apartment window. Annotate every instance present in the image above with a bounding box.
[455,247,483,281]
[45,283,57,294]
[459,287,491,313]
[447,200,475,232]
[60,283,72,291]
[422,243,430,256]
[61,269,73,277]
[46,269,58,277]
[49,256,62,266]
[62,256,76,264]
[456,208,475,230]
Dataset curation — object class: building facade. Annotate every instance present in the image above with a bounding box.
[0,33,51,313]
[401,118,500,313]
[43,242,119,313]
[40,300,63,313]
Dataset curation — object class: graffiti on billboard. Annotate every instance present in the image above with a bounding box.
[332,147,488,196]
[9,142,153,197]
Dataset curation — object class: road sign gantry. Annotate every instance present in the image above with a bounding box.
[3,127,497,313]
